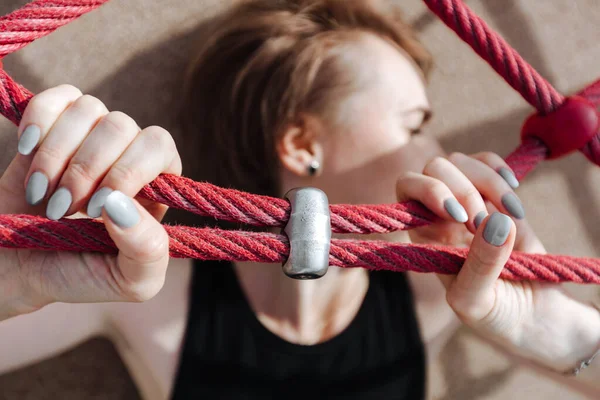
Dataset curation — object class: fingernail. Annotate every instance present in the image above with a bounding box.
[104,191,140,229]
[46,188,72,220]
[25,172,48,206]
[444,198,468,223]
[498,167,519,189]
[501,192,525,219]
[18,125,41,156]
[474,211,487,229]
[483,212,511,246]
[87,187,113,218]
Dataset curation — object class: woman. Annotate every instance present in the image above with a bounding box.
[0,0,598,399]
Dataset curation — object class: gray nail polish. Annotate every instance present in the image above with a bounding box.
[18,125,41,156]
[474,211,487,229]
[25,172,48,206]
[483,212,511,246]
[87,187,113,218]
[501,192,525,219]
[104,191,140,229]
[498,167,519,189]
[444,198,468,223]
[46,188,72,221]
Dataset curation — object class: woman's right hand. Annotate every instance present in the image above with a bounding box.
[0,85,182,320]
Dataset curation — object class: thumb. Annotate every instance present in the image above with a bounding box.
[447,212,516,321]
[102,191,170,301]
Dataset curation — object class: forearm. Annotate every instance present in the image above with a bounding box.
[0,302,108,375]
[489,297,600,393]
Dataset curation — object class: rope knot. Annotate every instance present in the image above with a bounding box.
[521,96,599,160]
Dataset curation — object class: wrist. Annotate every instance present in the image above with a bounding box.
[555,301,600,376]
[537,300,600,374]
[0,267,45,322]
[495,294,600,374]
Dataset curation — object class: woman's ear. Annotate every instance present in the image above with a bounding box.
[277,116,324,177]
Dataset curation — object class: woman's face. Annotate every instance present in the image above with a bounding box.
[283,33,445,206]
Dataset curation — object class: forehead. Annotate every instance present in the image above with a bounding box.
[335,32,429,110]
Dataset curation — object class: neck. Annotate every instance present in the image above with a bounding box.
[234,230,410,345]
[234,261,368,345]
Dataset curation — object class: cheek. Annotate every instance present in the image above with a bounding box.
[323,118,443,176]
[322,128,444,203]
[323,113,408,173]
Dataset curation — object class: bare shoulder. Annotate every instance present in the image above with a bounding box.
[105,257,194,400]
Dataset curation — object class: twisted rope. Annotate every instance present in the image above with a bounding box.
[2,215,599,283]
[0,0,599,284]
[0,0,109,58]
[422,0,564,114]
[423,0,600,174]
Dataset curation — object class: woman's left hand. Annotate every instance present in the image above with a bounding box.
[396,152,600,373]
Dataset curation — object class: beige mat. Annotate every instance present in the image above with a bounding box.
[0,0,599,398]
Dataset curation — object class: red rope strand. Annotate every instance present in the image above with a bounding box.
[0,0,599,284]
[422,0,564,115]
[0,0,110,58]
[140,174,438,234]
[2,215,599,283]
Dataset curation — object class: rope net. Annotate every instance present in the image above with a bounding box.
[0,0,599,283]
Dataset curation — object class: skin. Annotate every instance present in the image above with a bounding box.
[0,33,598,399]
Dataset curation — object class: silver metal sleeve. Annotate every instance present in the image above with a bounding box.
[282,187,331,279]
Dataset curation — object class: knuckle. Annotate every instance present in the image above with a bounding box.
[469,245,498,270]
[67,159,97,184]
[395,171,413,187]
[144,125,175,149]
[99,111,139,138]
[72,94,108,116]
[27,94,64,119]
[447,152,465,164]
[423,156,448,175]
[34,144,63,166]
[121,277,166,303]
[458,186,482,204]
[54,84,83,97]
[136,228,170,262]
[474,151,502,168]
[421,179,447,200]
[110,162,141,185]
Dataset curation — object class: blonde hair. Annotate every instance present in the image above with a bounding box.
[180,0,431,217]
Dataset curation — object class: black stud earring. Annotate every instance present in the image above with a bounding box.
[308,160,320,176]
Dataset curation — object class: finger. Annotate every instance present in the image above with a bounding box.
[102,191,169,302]
[46,111,140,220]
[24,95,109,208]
[422,156,487,231]
[470,152,519,189]
[448,153,525,221]
[446,212,516,322]
[86,126,182,221]
[17,84,84,149]
[1,86,83,212]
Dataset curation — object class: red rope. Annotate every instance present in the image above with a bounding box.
[0,68,32,125]
[422,0,600,172]
[0,0,109,58]
[422,0,564,115]
[140,174,438,234]
[0,0,600,284]
[2,215,599,283]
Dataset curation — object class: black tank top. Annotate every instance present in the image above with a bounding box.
[171,260,426,399]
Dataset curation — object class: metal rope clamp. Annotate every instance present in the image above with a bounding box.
[282,187,332,279]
